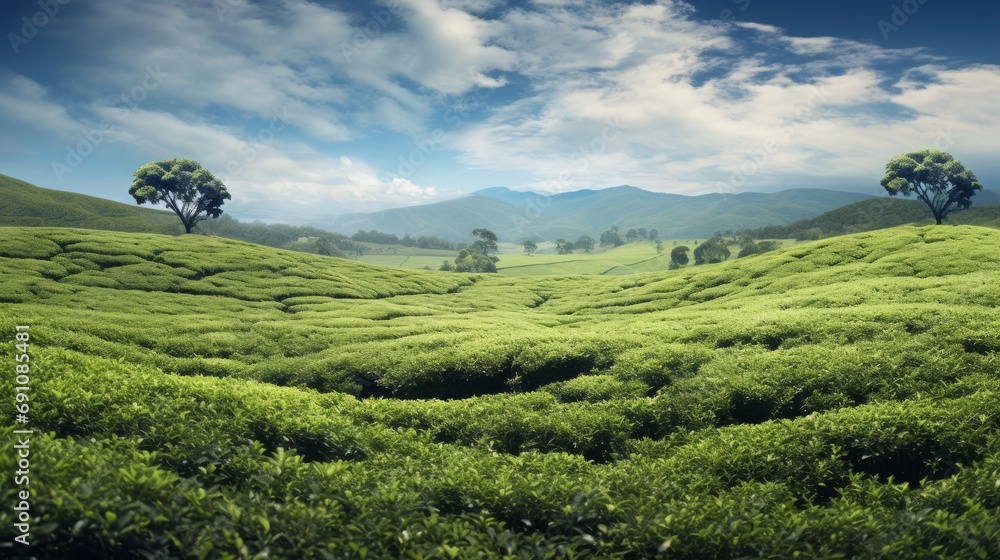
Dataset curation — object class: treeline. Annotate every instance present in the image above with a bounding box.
[748,197,1000,241]
[199,214,357,257]
[666,234,782,269]
[598,226,659,247]
[745,198,929,240]
[351,229,461,250]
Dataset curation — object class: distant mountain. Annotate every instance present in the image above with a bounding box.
[329,186,874,241]
[747,194,1000,240]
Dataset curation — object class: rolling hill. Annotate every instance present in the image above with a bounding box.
[1,224,998,557]
[748,195,1000,240]
[330,186,874,241]
[0,173,356,257]
[0,173,184,234]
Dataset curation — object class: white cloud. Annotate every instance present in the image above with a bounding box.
[447,1,999,195]
[4,0,998,218]
[0,75,81,138]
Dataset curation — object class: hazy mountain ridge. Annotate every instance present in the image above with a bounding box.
[329,185,875,241]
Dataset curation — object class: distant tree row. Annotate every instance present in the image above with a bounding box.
[351,229,460,250]
[599,226,659,248]
[664,234,782,269]
[523,235,596,255]
[200,214,355,258]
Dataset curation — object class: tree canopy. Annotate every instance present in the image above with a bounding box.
[574,235,596,253]
[443,228,500,273]
[693,237,730,265]
[600,226,623,247]
[522,239,538,255]
[880,149,983,225]
[670,245,690,266]
[129,158,230,233]
[555,239,574,254]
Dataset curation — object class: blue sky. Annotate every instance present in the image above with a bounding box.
[1,0,998,223]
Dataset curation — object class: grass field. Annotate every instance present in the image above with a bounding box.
[1,225,999,558]
[356,239,795,276]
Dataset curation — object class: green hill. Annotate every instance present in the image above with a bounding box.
[1,224,998,557]
[749,196,1000,240]
[331,186,873,242]
[0,173,184,234]
[0,173,359,257]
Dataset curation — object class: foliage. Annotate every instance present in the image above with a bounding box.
[555,239,573,254]
[443,229,500,273]
[737,238,781,258]
[129,158,231,233]
[693,236,731,264]
[670,245,690,266]
[351,229,460,250]
[600,226,623,247]
[881,149,983,224]
[522,239,537,255]
[2,224,1000,557]
[574,235,596,253]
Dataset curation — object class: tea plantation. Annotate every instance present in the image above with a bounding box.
[1,225,998,558]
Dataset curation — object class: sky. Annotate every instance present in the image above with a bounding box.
[1,0,999,224]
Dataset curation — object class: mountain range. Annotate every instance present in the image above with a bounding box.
[5,172,1000,244]
[328,186,879,241]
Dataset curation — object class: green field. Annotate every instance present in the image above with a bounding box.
[2,225,999,558]
[357,240,793,276]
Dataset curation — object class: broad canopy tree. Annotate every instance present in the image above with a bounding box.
[445,228,500,273]
[522,239,538,255]
[555,239,574,254]
[670,245,690,266]
[880,149,983,225]
[130,158,231,233]
[574,235,596,253]
[693,237,730,265]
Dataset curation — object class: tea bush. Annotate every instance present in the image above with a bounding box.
[2,224,1000,557]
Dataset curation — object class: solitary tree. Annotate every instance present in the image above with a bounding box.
[522,239,538,255]
[670,245,690,266]
[129,158,231,233]
[574,235,596,253]
[446,228,499,272]
[600,226,623,247]
[693,237,730,264]
[470,228,499,254]
[880,149,983,224]
[655,240,664,255]
[555,239,574,254]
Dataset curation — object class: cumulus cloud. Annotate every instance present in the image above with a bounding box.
[448,0,1000,194]
[3,0,998,219]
